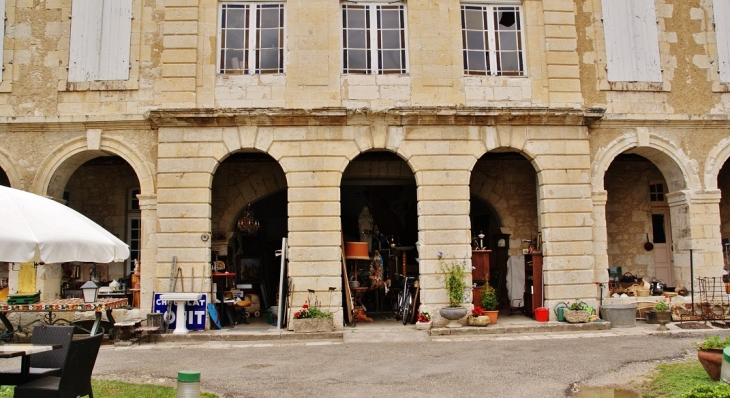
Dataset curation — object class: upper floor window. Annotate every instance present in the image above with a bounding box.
[68,0,133,82]
[342,3,407,74]
[713,0,730,83]
[461,4,525,76]
[218,3,285,74]
[601,0,662,83]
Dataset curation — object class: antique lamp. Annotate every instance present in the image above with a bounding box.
[237,203,261,236]
[81,281,99,303]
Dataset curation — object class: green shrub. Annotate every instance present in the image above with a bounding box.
[680,384,730,398]
[480,282,498,311]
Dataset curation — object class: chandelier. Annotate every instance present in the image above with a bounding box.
[237,203,260,236]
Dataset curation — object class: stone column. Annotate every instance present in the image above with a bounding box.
[137,194,158,314]
[591,190,609,297]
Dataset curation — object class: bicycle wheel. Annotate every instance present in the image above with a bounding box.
[402,292,412,325]
[396,291,405,320]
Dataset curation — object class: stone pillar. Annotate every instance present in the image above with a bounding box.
[138,194,158,314]
[666,190,723,291]
[541,0,584,105]
[591,190,609,297]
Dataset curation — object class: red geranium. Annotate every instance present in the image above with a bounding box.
[472,305,486,316]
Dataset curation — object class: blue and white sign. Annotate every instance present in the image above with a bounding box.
[153,293,208,331]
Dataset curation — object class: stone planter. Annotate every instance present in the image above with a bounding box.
[439,306,468,328]
[415,321,432,330]
[466,315,490,327]
[563,309,590,323]
[292,318,333,333]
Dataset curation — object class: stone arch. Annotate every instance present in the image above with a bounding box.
[704,136,730,190]
[32,136,155,198]
[591,130,700,193]
[0,146,24,188]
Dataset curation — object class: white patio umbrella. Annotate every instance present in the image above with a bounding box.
[0,185,130,263]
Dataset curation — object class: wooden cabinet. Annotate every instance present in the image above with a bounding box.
[523,254,543,315]
[472,250,491,283]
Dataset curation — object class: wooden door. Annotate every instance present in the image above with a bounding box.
[652,210,674,286]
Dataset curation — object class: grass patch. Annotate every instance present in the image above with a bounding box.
[642,361,730,398]
[0,380,218,398]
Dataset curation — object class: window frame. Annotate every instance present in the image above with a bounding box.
[460,3,526,77]
[217,2,286,75]
[342,2,409,75]
[126,188,141,275]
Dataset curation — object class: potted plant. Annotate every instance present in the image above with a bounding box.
[437,252,469,328]
[653,298,672,330]
[292,298,334,333]
[695,335,730,381]
[564,300,591,323]
[480,282,499,325]
[416,311,432,330]
[466,305,491,327]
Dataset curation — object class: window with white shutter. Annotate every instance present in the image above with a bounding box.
[68,0,133,82]
[714,0,730,83]
[601,0,662,83]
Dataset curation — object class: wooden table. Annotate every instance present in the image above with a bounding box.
[0,343,61,383]
[0,298,128,339]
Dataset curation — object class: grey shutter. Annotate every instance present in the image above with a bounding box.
[714,0,730,83]
[68,0,103,82]
[98,0,132,81]
[602,0,662,82]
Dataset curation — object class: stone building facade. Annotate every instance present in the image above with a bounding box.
[0,0,728,327]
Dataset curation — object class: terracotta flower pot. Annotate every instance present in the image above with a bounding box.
[485,310,499,325]
[697,348,723,381]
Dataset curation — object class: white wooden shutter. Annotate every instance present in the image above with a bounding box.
[0,0,6,83]
[68,0,103,82]
[602,0,662,83]
[714,0,730,83]
[98,0,132,80]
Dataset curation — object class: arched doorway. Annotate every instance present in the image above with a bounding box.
[59,155,141,299]
[0,168,9,187]
[210,152,288,323]
[341,151,417,321]
[605,154,674,287]
[718,161,730,269]
[470,151,539,316]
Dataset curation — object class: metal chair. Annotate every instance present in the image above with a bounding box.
[0,325,74,385]
[13,332,104,398]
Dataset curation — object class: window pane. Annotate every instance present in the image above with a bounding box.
[346,9,366,29]
[499,31,517,51]
[466,30,485,50]
[497,9,517,30]
[463,9,484,30]
[347,30,367,49]
[347,49,367,70]
[224,49,245,71]
[381,49,401,70]
[381,30,401,49]
[380,9,400,29]
[260,29,279,48]
[259,7,281,29]
[498,51,519,73]
[259,48,279,69]
[225,29,245,50]
[467,51,487,72]
[225,7,248,29]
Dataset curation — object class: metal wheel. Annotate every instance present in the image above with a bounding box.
[402,293,412,325]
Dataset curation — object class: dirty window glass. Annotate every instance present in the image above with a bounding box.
[343,3,406,74]
[219,3,284,75]
[461,4,525,76]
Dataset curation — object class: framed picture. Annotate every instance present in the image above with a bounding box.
[239,257,262,282]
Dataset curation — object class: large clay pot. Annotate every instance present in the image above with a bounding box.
[697,348,723,381]
[439,306,468,328]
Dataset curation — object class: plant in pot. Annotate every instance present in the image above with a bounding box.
[653,298,672,330]
[564,300,591,323]
[438,252,469,328]
[416,311,432,330]
[467,305,491,327]
[292,297,334,333]
[694,334,730,381]
[480,282,499,325]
